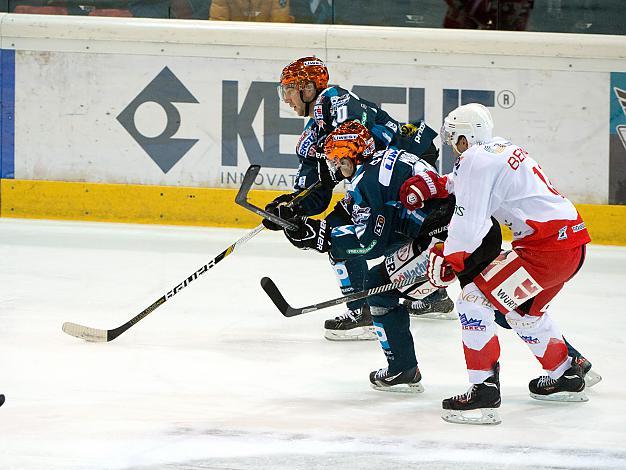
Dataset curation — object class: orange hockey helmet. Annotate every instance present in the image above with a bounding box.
[324,121,376,164]
[278,56,329,100]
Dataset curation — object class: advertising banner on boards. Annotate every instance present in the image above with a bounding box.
[9,50,609,203]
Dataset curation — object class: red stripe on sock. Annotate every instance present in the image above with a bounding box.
[463,336,500,371]
[537,337,568,371]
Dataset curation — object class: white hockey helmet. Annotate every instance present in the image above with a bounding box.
[441,103,494,151]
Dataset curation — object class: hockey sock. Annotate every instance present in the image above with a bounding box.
[371,304,417,374]
[563,337,582,359]
[457,283,501,384]
[505,311,570,378]
[332,256,367,311]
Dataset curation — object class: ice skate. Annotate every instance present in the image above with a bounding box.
[529,362,588,402]
[442,363,501,425]
[369,365,424,393]
[404,289,455,320]
[574,356,602,388]
[0,394,4,408]
[324,304,377,341]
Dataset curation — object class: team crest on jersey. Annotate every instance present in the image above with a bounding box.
[352,204,371,225]
[557,225,568,240]
[459,314,487,331]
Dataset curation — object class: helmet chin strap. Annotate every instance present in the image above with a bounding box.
[301,89,321,117]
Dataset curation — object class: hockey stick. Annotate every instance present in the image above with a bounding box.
[235,164,299,231]
[62,166,320,343]
[261,274,428,317]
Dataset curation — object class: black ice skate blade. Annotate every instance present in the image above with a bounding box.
[441,408,501,425]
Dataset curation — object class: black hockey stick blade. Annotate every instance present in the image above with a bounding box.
[235,165,298,231]
[261,273,429,317]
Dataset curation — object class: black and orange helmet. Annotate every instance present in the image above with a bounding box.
[324,121,376,164]
[278,56,329,99]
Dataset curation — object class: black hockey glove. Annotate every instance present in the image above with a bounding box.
[262,193,298,231]
[284,216,330,253]
[317,158,345,190]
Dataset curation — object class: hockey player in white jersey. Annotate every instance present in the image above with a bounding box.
[399,103,594,425]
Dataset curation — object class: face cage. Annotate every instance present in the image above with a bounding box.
[440,124,454,146]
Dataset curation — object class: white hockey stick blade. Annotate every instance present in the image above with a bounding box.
[62,322,108,343]
[441,407,501,425]
[529,391,588,402]
[584,369,602,388]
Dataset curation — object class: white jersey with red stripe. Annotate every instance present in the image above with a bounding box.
[443,136,590,272]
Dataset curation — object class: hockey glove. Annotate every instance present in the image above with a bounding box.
[427,242,456,288]
[399,171,449,211]
[317,157,346,190]
[263,193,298,231]
[284,216,330,253]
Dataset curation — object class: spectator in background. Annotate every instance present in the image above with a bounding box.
[209,0,293,22]
[444,0,534,31]
[291,0,332,24]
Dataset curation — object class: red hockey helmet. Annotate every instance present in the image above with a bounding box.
[324,121,376,164]
[278,56,329,100]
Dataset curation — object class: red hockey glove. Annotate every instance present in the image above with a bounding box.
[399,171,449,211]
[427,242,456,288]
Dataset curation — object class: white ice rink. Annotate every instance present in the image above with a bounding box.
[1,218,625,470]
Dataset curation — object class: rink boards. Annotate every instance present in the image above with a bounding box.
[0,14,625,243]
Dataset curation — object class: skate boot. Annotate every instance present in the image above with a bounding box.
[324,304,377,341]
[442,363,501,425]
[404,289,455,320]
[0,394,4,407]
[369,365,424,393]
[529,361,587,402]
[573,356,602,388]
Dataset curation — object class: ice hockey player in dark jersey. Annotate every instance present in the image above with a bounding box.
[280,121,456,391]
[266,56,452,341]
[280,121,599,396]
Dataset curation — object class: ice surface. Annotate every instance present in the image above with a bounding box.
[0,219,625,470]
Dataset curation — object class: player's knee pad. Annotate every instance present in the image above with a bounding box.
[505,310,542,330]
